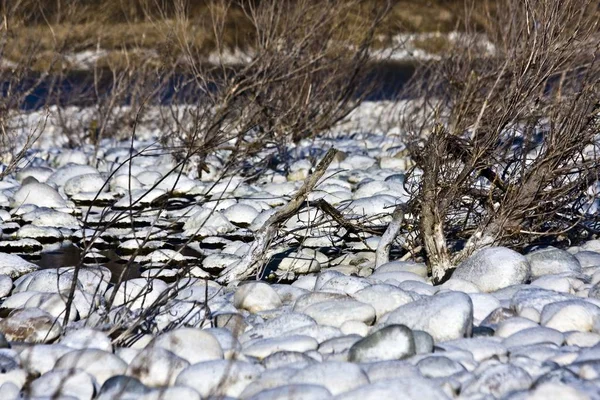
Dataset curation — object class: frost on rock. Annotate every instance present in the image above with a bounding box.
[11,183,67,209]
[0,252,39,278]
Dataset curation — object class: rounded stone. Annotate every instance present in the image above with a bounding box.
[0,308,62,343]
[246,384,331,400]
[244,335,318,359]
[302,299,376,328]
[175,360,263,398]
[289,361,369,396]
[28,369,96,400]
[526,247,582,278]
[234,282,282,313]
[452,247,530,292]
[149,328,224,364]
[127,347,190,387]
[97,375,152,400]
[54,349,127,385]
[383,291,473,343]
[348,325,415,362]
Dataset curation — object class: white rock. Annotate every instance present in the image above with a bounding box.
[183,207,235,236]
[440,279,481,293]
[0,275,12,298]
[375,261,427,277]
[64,173,107,196]
[566,331,600,347]
[54,349,127,385]
[503,327,564,348]
[461,363,532,398]
[223,204,259,226]
[383,291,473,343]
[12,182,67,208]
[139,386,201,400]
[110,174,143,193]
[245,384,331,400]
[28,369,96,400]
[352,284,414,320]
[234,282,282,313]
[127,347,190,387]
[540,300,600,332]
[526,247,582,278]
[149,328,224,364]
[244,335,318,359]
[494,317,539,338]
[18,344,73,375]
[348,325,415,362]
[303,299,376,328]
[26,209,80,229]
[241,312,316,342]
[0,308,61,343]
[335,377,448,400]
[318,275,371,295]
[524,382,591,400]
[47,164,99,186]
[531,275,574,293]
[175,360,263,397]
[60,328,112,352]
[469,293,501,325]
[0,252,39,278]
[105,278,168,310]
[452,247,530,292]
[289,361,369,396]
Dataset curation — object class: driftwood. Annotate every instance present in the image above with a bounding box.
[375,204,406,267]
[217,148,338,283]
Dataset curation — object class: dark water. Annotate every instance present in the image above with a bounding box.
[6,61,417,111]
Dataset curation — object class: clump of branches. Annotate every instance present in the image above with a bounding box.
[157,0,392,176]
[402,0,600,282]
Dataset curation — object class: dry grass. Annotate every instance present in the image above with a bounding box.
[2,0,469,71]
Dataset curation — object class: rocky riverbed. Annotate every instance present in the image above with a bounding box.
[0,103,599,399]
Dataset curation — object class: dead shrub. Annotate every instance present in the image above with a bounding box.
[401,0,600,282]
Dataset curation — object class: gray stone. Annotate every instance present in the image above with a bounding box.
[175,360,263,398]
[417,356,466,378]
[0,253,39,279]
[348,325,415,362]
[262,351,318,370]
[510,287,575,314]
[127,347,190,387]
[440,337,507,363]
[461,364,533,398]
[413,330,434,354]
[362,360,422,382]
[352,284,414,320]
[575,251,600,268]
[303,299,376,328]
[541,300,600,332]
[289,361,369,396]
[97,376,152,400]
[0,308,61,343]
[53,349,127,386]
[383,291,473,343]
[374,261,427,278]
[149,328,224,364]
[452,247,530,292]
[244,335,318,359]
[241,312,316,342]
[246,384,331,400]
[503,327,565,349]
[234,282,282,313]
[526,247,582,278]
[333,377,449,400]
[28,369,96,400]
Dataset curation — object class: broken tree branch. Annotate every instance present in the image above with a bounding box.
[217,148,338,284]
